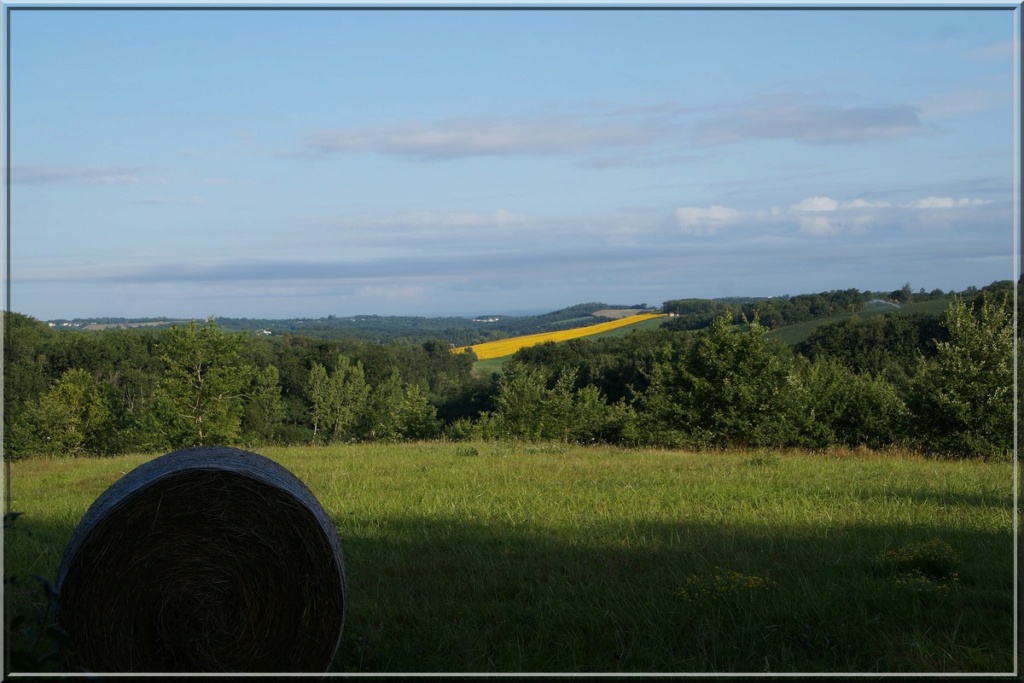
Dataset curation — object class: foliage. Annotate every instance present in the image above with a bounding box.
[908,297,1014,458]
[306,356,371,443]
[2,280,1014,458]
[8,369,113,458]
[3,313,56,459]
[637,314,798,448]
[241,364,286,445]
[153,318,253,448]
[481,364,633,444]
[789,357,908,450]
[363,370,442,441]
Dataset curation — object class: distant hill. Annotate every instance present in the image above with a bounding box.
[42,303,660,346]
[38,280,1011,347]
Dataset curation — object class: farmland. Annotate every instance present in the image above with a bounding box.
[4,442,1015,674]
[454,313,665,360]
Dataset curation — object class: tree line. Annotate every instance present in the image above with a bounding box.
[661,282,953,332]
[3,280,1016,460]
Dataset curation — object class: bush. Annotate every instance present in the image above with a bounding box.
[908,298,1013,458]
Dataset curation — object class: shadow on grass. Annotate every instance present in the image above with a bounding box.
[331,515,1015,674]
[4,514,1015,675]
[850,487,1015,509]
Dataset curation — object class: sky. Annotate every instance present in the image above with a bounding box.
[4,2,1019,320]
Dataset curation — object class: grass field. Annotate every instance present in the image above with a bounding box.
[3,443,1016,674]
[766,298,952,346]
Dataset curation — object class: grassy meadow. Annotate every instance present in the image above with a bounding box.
[3,442,1017,674]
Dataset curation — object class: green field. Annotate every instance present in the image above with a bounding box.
[766,298,952,346]
[4,443,1016,674]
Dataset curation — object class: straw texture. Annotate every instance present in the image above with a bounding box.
[55,446,346,673]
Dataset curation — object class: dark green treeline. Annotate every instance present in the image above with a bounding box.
[3,280,1016,460]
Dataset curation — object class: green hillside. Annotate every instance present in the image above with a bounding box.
[766,298,952,346]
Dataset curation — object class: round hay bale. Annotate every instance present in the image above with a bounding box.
[54,446,346,673]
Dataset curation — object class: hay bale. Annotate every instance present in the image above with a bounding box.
[54,446,346,673]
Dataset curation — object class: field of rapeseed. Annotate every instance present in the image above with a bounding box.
[453,313,665,360]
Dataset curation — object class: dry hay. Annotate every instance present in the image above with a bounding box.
[54,446,346,673]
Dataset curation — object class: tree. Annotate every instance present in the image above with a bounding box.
[10,369,112,457]
[909,297,1013,458]
[363,370,441,441]
[305,355,370,443]
[892,281,914,304]
[154,319,253,448]
[795,313,946,380]
[638,313,798,449]
[790,356,907,450]
[3,313,55,458]
[487,364,632,444]
[306,363,331,441]
[242,364,286,444]
[491,362,550,441]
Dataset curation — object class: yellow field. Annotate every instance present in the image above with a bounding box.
[453,313,665,361]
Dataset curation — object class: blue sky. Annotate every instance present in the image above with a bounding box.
[5,3,1019,320]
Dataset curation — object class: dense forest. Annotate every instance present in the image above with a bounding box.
[3,280,1016,460]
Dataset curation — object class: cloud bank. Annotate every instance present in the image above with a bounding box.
[299,91,944,164]
[673,193,1000,239]
[692,95,931,146]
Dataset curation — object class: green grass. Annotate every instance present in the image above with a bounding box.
[472,355,508,375]
[588,314,668,337]
[4,443,1016,674]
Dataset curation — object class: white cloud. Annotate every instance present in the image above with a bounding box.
[906,196,992,209]
[791,196,839,212]
[798,216,840,237]
[841,199,892,209]
[674,205,741,236]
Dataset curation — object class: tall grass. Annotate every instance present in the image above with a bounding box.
[4,443,1015,673]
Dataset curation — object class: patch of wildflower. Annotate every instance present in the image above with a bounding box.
[875,539,961,579]
[875,539,962,593]
[893,568,960,594]
[676,568,776,604]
